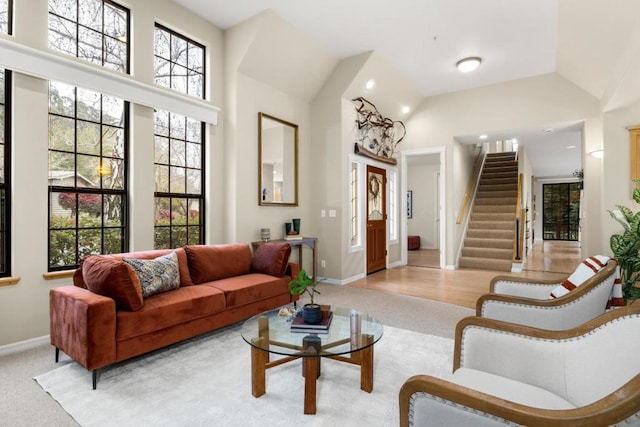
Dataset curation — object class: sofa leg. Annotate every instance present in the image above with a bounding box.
[55,347,59,363]
[92,370,97,390]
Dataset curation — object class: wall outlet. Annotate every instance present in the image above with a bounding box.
[321,260,326,268]
[321,209,326,217]
[329,209,336,217]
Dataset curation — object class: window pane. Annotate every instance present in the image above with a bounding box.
[76,154,100,188]
[102,126,124,157]
[187,170,201,194]
[49,81,76,117]
[154,57,170,88]
[104,194,122,226]
[102,158,124,189]
[49,0,77,20]
[49,229,77,267]
[102,95,124,126]
[76,121,101,155]
[169,113,185,139]
[49,116,75,152]
[103,228,123,254]
[78,0,102,31]
[170,139,186,167]
[188,43,203,73]
[104,37,127,72]
[78,228,101,258]
[48,14,77,56]
[155,165,169,192]
[186,142,200,168]
[78,193,102,226]
[103,2,127,39]
[171,36,187,66]
[78,27,103,66]
[186,118,201,142]
[171,226,187,248]
[49,151,75,180]
[0,144,4,184]
[154,28,170,59]
[0,0,10,34]
[154,109,169,136]
[187,199,200,225]
[77,87,101,122]
[155,136,169,164]
[188,72,203,98]
[170,166,185,193]
[170,64,188,93]
[187,226,200,245]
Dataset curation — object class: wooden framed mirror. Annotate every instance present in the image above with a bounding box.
[258,112,298,206]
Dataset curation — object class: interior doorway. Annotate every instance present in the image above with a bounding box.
[401,148,445,269]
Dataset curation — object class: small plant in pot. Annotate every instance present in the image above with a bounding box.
[288,269,322,324]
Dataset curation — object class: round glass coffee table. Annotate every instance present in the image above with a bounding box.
[240,306,384,414]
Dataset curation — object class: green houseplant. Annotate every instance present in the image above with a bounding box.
[288,269,322,324]
[608,179,640,303]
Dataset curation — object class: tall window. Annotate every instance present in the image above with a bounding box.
[542,183,581,241]
[48,81,128,270]
[0,0,13,34]
[154,24,205,98]
[0,70,11,276]
[48,0,130,73]
[154,110,204,248]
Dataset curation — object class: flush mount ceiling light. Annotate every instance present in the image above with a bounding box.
[479,134,488,140]
[365,79,375,90]
[456,57,482,73]
[590,149,604,158]
[566,145,576,149]
[401,106,411,114]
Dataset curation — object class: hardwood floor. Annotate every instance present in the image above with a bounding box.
[346,241,582,309]
[407,249,440,268]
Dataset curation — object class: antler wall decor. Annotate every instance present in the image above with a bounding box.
[352,97,406,165]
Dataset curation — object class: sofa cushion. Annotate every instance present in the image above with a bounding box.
[82,256,144,311]
[123,251,181,298]
[184,243,253,284]
[452,368,575,410]
[115,285,226,341]
[250,243,291,277]
[205,273,290,308]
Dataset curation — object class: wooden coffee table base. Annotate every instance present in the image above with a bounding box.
[251,334,375,414]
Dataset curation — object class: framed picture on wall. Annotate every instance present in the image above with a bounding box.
[407,190,413,218]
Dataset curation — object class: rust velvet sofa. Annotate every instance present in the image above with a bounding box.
[49,242,299,389]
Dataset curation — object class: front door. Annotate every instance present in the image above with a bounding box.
[366,165,386,274]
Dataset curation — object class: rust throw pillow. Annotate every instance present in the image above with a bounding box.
[82,255,144,311]
[250,243,292,277]
[184,244,253,284]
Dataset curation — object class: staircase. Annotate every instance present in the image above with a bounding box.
[459,152,518,272]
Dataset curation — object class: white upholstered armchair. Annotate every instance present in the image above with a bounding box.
[399,304,640,426]
[476,259,618,330]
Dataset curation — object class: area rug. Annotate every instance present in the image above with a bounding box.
[35,324,454,426]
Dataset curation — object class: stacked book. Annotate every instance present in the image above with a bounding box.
[290,310,333,334]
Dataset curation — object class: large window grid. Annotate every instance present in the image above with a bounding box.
[154,109,204,248]
[0,70,11,276]
[48,81,128,270]
[48,0,130,73]
[154,24,205,99]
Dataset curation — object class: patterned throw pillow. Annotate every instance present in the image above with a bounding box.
[123,251,181,298]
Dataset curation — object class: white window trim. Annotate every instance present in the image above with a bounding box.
[388,170,399,245]
[0,37,219,125]
[347,155,364,253]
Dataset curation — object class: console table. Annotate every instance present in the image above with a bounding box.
[252,237,318,283]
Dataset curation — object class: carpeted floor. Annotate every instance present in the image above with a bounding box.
[2,284,474,426]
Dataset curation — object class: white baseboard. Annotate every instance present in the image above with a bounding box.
[511,263,524,273]
[444,264,457,270]
[388,261,403,269]
[0,335,49,357]
[318,272,366,286]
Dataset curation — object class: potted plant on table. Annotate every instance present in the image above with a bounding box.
[288,269,322,324]
[608,179,640,304]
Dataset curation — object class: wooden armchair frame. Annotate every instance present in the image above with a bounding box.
[475,260,618,330]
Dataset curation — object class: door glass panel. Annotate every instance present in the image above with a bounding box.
[368,171,383,220]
